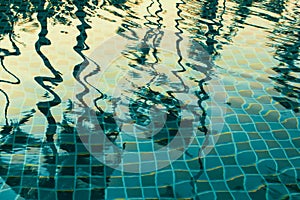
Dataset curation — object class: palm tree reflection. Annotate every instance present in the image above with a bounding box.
[0,0,117,199]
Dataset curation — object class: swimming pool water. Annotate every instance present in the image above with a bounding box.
[0,0,299,199]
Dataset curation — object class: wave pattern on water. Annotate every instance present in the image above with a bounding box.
[0,0,299,199]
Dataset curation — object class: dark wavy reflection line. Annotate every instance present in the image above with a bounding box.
[0,89,10,126]
[195,0,226,135]
[83,59,105,98]
[32,1,63,196]
[176,0,225,138]
[0,58,21,84]
[72,0,117,107]
[69,4,118,198]
[177,0,227,194]
[137,0,163,86]
[178,0,211,195]
[154,0,163,27]
[144,0,156,25]
[0,37,21,127]
[34,0,63,142]
[72,1,93,108]
[170,0,189,95]
[144,0,163,28]
[72,1,121,143]
[0,11,22,127]
[0,34,21,57]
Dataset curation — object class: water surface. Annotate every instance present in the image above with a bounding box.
[0,0,299,199]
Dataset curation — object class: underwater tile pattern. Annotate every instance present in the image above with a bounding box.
[0,0,300,199]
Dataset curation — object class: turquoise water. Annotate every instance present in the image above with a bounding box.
[0,0,299,199]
